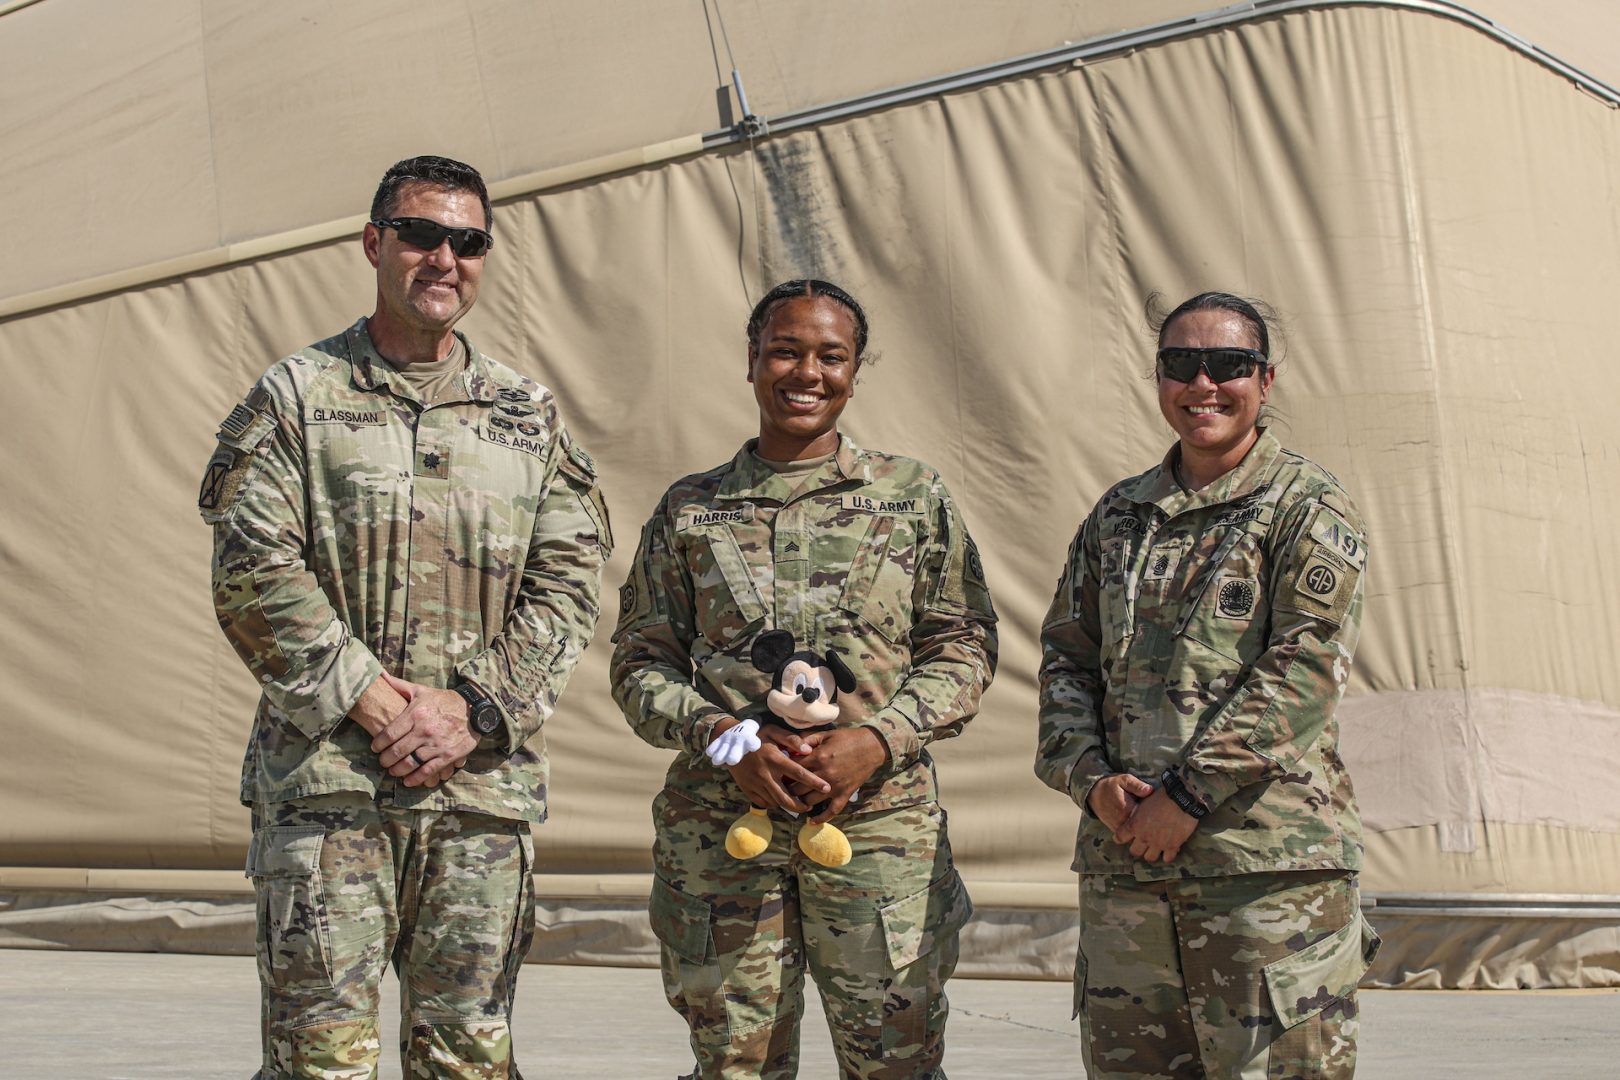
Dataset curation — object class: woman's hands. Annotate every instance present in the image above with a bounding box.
[714,718,830,813]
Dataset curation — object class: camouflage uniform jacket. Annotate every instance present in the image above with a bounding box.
[1036,430,1366,879]
[201,318,610,823]
[610,436,998,814]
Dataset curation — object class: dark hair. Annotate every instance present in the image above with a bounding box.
[1149,291,1275,358]
[746,279,870,362]
[370,155,493,232]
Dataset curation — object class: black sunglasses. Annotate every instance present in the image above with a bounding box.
[1156,346,1267,383]
[371,217,494,258]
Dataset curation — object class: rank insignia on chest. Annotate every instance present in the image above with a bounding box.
[1142,547,1178,582]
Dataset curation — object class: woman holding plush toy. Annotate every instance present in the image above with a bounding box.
[611,278,998,1079]
[1035,291,1380,1079]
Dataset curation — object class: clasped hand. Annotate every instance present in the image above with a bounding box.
[716,720,887,824]
[358,672,478,788]
[1087,774,1200,864]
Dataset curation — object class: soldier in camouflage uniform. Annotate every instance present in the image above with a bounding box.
[201,156,609,1079]
[1035,293,1380,1079]
[610,280,997,1079]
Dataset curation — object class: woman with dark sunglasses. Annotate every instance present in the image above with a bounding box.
[1035,291,1381,1079]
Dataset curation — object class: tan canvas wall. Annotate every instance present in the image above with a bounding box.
[3,1,1616,307]
[2,3,1618,982]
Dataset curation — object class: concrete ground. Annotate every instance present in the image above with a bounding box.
[2,949,1615,1078]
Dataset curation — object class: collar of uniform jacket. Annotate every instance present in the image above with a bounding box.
[712,433,873,505]
[340,317,500,406]
[1121,427,1284,519]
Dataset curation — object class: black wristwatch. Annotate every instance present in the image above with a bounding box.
[453,682,503,739]
[1160,768,1210,819]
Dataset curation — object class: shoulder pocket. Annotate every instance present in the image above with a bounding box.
[558,439,614,556]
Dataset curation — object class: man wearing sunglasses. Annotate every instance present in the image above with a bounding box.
[201,155,610,1079]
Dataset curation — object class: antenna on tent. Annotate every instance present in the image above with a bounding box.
[712,0,769,138]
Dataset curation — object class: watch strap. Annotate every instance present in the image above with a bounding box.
[1160,768,1210,819]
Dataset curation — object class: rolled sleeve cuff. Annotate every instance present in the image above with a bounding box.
[684,705,732,756]
[1068,752,1114,815]
[1174,762,1238,815]
[862,704,923,766]
[268,638,383,743]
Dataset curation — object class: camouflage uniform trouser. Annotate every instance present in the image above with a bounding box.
[649,791,973,1080]
[1076,870,1380,1080]
[247,792,536,1080]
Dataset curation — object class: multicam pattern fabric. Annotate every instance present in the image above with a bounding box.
[248,793,535,1080]
[1036,430,1368,879]
[610,435,998,813]
[611,435,996,1079]
[649,794,971,1079]
[203,318,610,823]
[1076,870,1379,1079]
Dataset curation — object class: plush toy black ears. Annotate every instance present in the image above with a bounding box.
[751,629,798,674]
[826,649,856,695]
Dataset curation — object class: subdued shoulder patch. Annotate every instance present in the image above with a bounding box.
[200,388,277,522]
[841,493,927,515]
[1305,502,1366,570]
[1281,542,1359,625]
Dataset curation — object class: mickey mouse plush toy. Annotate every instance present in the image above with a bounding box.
[705,629,858,868]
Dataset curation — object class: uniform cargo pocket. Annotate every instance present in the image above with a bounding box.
[648,876,711,965]
[1263,911,1376,1029]
[248,826,334,992]
[878,870,973,972]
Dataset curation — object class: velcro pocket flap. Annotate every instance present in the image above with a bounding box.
[879,870,973,971]
[1263,911,1376,1029]
[648,876,710,964]
[245,827,323,880]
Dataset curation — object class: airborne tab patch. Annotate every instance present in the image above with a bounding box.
[841,493,925,515]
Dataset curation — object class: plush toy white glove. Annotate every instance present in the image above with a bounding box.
[705,718,761,767]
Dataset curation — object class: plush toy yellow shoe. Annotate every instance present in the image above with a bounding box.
[725,808,773,859]
[796,821,852,868]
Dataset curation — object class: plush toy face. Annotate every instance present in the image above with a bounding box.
[767,656,844,728]
[751,629,856,731]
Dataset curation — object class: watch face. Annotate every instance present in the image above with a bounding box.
[473,703,501,737]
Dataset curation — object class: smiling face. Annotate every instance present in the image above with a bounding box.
[1157,307,1275,485]
[765,657,844,728]
[747,295,859,461]
[363,182,487,354]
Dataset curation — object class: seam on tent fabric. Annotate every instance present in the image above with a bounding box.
[0,0,49,18]
[1078,65,1134,485]
[6,1,1616,322]
[1381,10,1486,855]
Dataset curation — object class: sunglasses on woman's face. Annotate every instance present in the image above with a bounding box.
[1155,346,1267,383]
[371,216,494,258]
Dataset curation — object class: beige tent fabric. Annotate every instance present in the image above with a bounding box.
[2,4,1619,985]
[3,1,1616,307]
